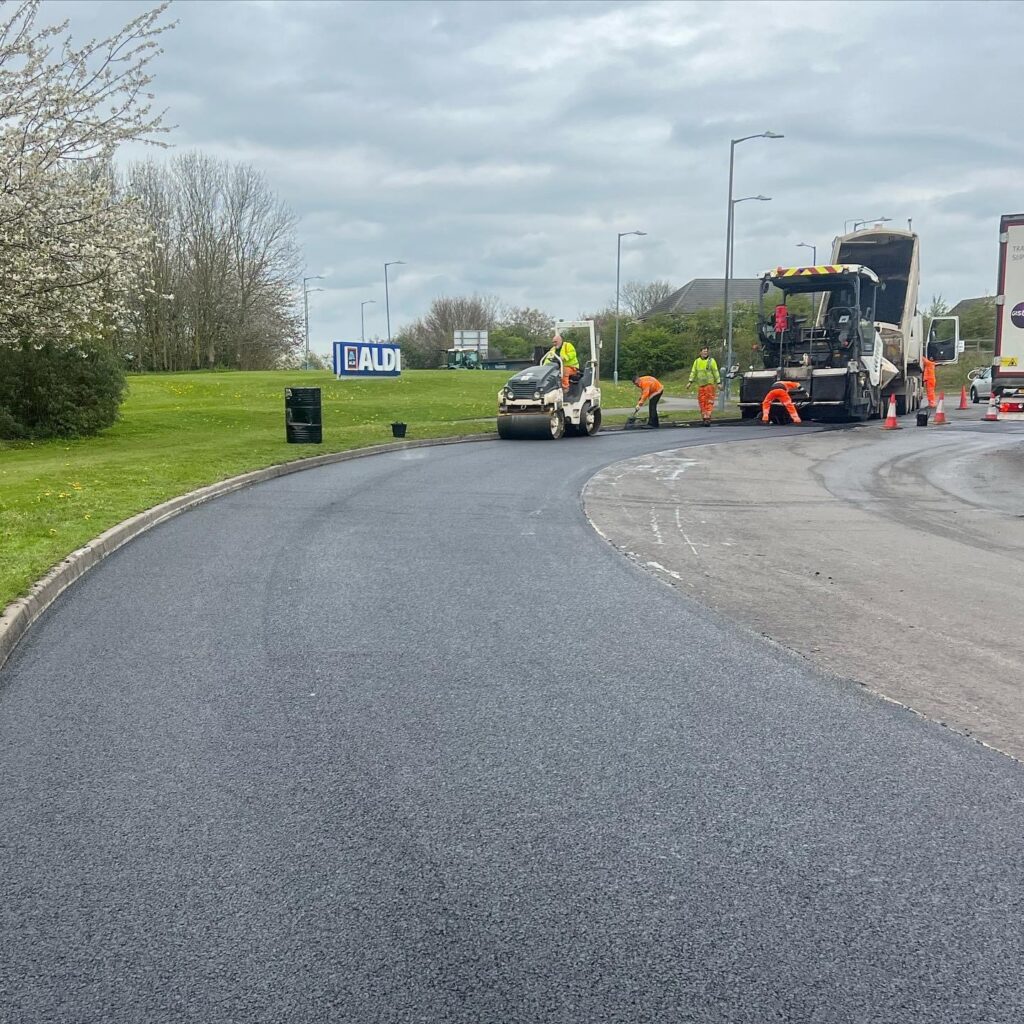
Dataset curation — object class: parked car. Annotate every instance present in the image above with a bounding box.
[968,366,993,403]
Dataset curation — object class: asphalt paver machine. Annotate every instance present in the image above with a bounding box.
[496,320,602,439]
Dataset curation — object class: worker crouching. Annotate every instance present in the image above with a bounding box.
[761,379,802,424]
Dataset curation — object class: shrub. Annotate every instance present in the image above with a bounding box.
[0,341,126,439]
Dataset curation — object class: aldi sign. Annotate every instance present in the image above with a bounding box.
[333,341,402,377]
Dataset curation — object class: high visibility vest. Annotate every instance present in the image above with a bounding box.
[635,376,663,403]
[542,341,579,369]
[689,357,720,387]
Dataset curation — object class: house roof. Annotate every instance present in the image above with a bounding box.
[948,296,994,317]
[644,278,761,317]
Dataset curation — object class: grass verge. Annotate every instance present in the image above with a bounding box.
[0,369,654,609]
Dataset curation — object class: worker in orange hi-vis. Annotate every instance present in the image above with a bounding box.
[631,373,665,428]
[761,379,802,424]
[922,354,937,408]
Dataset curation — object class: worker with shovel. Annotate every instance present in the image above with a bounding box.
[630,373,664,428]
[542,333,579,393]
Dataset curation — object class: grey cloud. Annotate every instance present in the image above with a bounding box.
[44,0,1024,344]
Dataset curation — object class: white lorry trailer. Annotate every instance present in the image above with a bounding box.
[739,228,961,420]
[992,213,1024,419]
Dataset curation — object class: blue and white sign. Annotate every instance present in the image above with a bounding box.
[333,341,402,377]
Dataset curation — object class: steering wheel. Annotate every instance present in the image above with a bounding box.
[825,306,856,332]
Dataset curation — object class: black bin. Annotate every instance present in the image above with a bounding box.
[285,387,322,444]
[916,408,929,427]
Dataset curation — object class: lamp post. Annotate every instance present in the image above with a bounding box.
[614,230,646,385]
[302,274,323,370]
[797,241,816,266]
[798,241,817,324]
[722,131,783,409]
[726,196,771,380]
[845,216,891,232]
[360,299,376,342]
[384,261,405,343]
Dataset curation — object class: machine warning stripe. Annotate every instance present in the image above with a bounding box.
[775,265,844,277]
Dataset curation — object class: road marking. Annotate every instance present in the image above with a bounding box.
[674,508,700,557]
[649,508,664,545]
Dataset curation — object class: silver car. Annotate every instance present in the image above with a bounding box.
[968,366,992,404]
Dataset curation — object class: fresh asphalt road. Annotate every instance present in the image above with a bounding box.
[2,423,1023,1023]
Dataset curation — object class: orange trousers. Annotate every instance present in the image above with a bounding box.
[697,384,717,419]
[762,388,802,424]
[925,381,936,407]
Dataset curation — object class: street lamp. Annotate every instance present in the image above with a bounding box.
[360,299,376,342]
[302,274,324,370]
[845,216,891,232]
[797,242,818,325]
[384,261,406,343]
[725,196,771,378]
[722,131,783,408]
[614,230,646,385]
[729,196,771,277]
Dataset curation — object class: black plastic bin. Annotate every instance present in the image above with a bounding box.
[916,408,929,427]
[391,422,407,438]
[285,387,322,444]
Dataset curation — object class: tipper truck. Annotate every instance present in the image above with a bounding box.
[992,213,1024,419]
[740,228,961,421]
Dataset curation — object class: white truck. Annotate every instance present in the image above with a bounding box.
[992,213,1024,419]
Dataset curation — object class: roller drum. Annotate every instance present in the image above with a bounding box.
[497,413,563,440]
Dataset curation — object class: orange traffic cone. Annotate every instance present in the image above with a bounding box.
[933,392,948,425]
[981,393,1000,422]
[881,394,901,430]
[958,385,968,410]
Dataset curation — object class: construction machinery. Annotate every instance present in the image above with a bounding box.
[496,320,602,439]
[445,348,535,371]
[739,228,961,421]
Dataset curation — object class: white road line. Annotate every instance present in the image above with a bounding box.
[649,508,664,546]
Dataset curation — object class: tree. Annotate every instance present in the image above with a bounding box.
[0,1,173,349]
[119,154,302,370]
[395,294,499,368]
[959,297,997,342]
[619,280,676,319]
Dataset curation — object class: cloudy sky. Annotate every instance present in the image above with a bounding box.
[53,0,1022,354]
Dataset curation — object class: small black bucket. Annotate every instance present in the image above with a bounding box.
[391,422,407,438]
[916,409,929,427]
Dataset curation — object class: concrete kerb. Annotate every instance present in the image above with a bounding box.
[0,432,493,673]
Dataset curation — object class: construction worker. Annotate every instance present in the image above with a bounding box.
[542,333,579,392]
[922,354,937,408]
[761,379,802,424]
[631,373,664,428]
[687,344,721,427]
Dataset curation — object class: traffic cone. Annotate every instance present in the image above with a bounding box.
[933,392,948,425]
[958,385,968,410]
[881,394,901,430]
[981,393,1000,422]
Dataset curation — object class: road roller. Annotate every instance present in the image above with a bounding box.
[496,320,602,440]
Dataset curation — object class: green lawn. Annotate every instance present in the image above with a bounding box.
[0,369,650,610]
